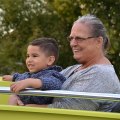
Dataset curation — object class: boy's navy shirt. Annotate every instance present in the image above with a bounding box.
[12,65,66,104]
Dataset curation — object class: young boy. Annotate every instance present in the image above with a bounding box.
[3,37,66,106]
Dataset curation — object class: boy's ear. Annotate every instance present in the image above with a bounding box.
[47,56,55,66]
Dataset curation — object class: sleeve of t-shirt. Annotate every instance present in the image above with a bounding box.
[12,73,21,82]
[38,72,66,90]
[12,72,30,82]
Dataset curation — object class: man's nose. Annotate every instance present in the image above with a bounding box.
[70,38,78,46]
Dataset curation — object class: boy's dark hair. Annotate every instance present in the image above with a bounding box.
[29,37,59,64]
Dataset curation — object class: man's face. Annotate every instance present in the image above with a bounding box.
[69,22,101,64]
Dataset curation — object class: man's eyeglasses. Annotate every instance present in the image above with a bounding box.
[67,36,97,42]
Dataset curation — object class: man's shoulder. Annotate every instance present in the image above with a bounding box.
[88,65,119,81]
[90,64,114,73]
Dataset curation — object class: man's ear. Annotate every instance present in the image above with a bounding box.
[96,36,103,48]
[97,36,103,45]
[47,56,55,66]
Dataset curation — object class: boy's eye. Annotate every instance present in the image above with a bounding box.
[26,54,39,58]
[26,55,29,58]
[33,55,38,57]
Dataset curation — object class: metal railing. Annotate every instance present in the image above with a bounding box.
[0,86,120,101]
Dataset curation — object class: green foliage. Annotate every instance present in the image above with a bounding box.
[0,0,120,79]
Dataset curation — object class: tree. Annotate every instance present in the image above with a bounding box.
[0,0,120,79]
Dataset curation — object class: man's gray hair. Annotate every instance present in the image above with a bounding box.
[75,14,110,52]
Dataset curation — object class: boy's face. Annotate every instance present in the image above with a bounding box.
[26,45,54,73]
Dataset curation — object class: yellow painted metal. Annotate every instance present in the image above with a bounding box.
[0,77,120,120]
[0,78,11,104]
[0,105,120,120]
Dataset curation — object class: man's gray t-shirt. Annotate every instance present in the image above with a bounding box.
[48,64,120,111]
